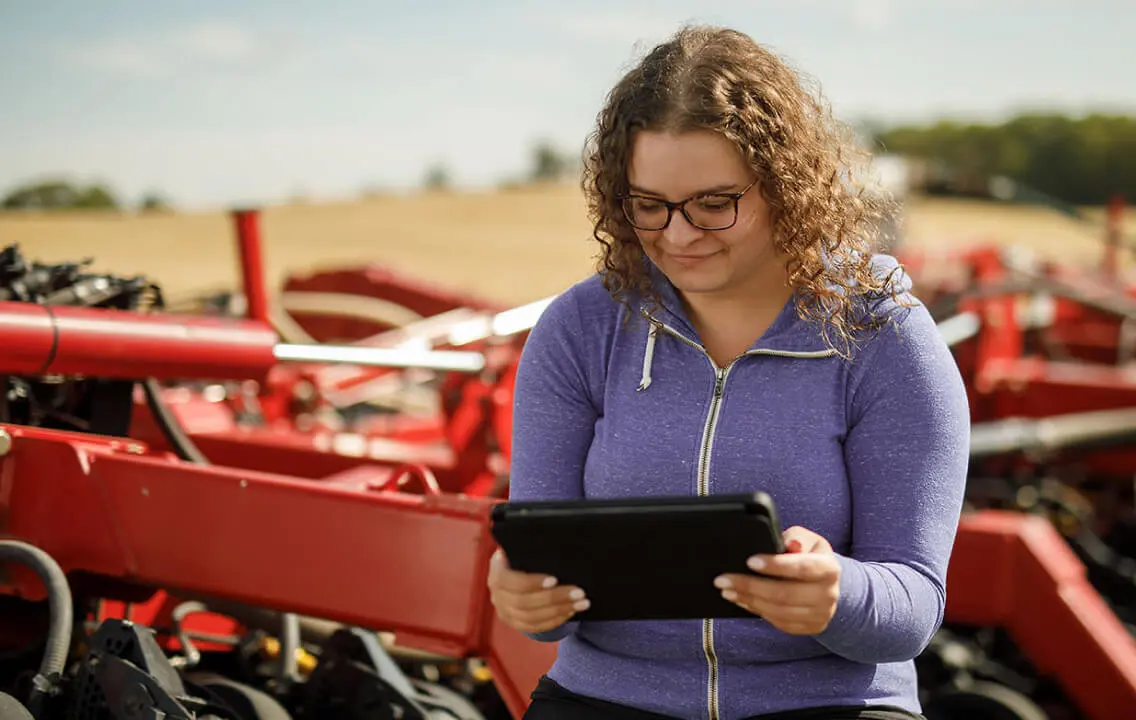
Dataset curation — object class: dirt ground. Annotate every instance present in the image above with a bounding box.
[2,186,1131,308]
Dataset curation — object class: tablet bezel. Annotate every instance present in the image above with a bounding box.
[489,492,785,622]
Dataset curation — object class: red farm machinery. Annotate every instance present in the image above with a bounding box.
[1,201,1135,720]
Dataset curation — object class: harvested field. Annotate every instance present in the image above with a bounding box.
[2,186,1132,308]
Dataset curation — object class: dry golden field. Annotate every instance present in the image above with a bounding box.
[2,185,1132,308]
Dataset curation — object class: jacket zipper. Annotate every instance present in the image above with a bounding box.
[698,366,728,720]
[648,316,835,720]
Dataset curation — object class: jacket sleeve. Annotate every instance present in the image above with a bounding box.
[505,286,603,642]
[814,301,970,663]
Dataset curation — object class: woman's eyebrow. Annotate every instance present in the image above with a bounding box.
[628,182,743,197]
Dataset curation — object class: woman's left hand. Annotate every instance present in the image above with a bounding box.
[714,525,841,635]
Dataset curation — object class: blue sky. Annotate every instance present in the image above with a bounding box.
[2,0,1133,210]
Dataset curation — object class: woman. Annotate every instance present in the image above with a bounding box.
[487,24,969,720]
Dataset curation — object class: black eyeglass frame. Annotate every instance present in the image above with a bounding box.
[618,178,760,231]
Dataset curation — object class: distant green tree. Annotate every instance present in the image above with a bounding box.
[139,192,172,212]
[1,180,119,210]
[74,185,118,209]
[529,141,571,183]
[423,164,451,191]
[872,112,1136,205]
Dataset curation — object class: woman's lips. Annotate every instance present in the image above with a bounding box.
[668,252,718,267]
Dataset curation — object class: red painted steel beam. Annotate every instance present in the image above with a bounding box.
[978,357,1136,418]
[0,301,277,382]
[0,424,555,718]
[232,208,271,326]
[947,511,1136,719]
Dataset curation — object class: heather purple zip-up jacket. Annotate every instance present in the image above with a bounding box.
[506,254,970,720]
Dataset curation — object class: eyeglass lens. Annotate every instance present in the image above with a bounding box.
[622,195,738,230]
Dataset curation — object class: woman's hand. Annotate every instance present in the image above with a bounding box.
[714,526,841,635]
[487,549,590,634]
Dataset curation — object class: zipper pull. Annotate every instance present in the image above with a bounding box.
[713,370,725,398]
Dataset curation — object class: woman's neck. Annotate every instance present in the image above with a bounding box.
[680,281,795,366]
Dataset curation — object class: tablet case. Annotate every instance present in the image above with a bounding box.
[489,492,784,621]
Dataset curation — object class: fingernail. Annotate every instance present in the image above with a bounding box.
[721,590,738,602]
[748,557,766,571]
[569,588,585,601]
[573,599,590,612]
[542,576,557,589]
[714,576,732,589]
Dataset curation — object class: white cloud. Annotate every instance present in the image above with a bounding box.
[60,21,279,78]
[65,38,170,78]
[847,0,898,32]
[524,5,697,48]
[173,22,258,63]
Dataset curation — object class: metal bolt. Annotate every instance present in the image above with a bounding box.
[0,429,10,457]
[120,684,149,719]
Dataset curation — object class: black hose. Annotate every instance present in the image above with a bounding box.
[0,540,73,705]
[0,375,9,423]
[141,377,210,465]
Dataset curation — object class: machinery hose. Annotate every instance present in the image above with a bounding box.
[142,377,210,466]
[170,600,209,669]
[0,540,73,693]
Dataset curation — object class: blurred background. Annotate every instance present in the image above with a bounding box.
[1,0,1134,306]
[4,5,1136,719]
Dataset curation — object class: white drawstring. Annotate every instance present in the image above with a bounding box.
[637,322,658,391]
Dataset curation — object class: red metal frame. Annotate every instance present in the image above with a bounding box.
[946,511,1136,719]
[0,300,277,381]
[234,208,271,325]
[281,266,504,343]
[124,363,513,498]
[1,211,1134,718]
[4,423,1135,718]
[0,424,554,717]
[231,207,501,345]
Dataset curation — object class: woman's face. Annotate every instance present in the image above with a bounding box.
[625,129,782,303]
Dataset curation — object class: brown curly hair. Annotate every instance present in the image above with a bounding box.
[581,25,901,354]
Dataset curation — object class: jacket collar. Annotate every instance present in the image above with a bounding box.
[638,259,836,356]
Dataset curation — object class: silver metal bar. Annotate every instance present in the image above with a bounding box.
[274,343,485,373]
[937,311,981,347]
[444,296,555,346]
[971,407,1136,458]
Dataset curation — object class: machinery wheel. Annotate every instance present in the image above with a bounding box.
[185,673,293,720]
[411,678,486,719]
[0,691,34,720]
[924,681,1048,720]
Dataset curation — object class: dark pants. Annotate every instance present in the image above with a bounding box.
[524,676,924,720]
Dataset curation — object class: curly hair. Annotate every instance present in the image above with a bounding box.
[581,25,901,354]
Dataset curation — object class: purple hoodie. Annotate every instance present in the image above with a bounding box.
[507,255,970,719]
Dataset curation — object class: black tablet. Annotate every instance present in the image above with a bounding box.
[489,492,785,621]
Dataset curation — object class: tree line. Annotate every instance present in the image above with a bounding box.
[870,112,1136,206]
[1,141,577,211]
[0,180,169,213]
[3,114,1132,211]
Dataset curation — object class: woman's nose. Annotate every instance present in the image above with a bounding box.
[662,210,703,247]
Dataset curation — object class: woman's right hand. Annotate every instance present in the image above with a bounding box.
[487,549,590,634]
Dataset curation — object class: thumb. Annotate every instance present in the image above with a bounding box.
[489,547,510,576]
[781,526,831,554]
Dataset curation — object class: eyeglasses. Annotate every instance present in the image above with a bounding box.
[619,179,758,231]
